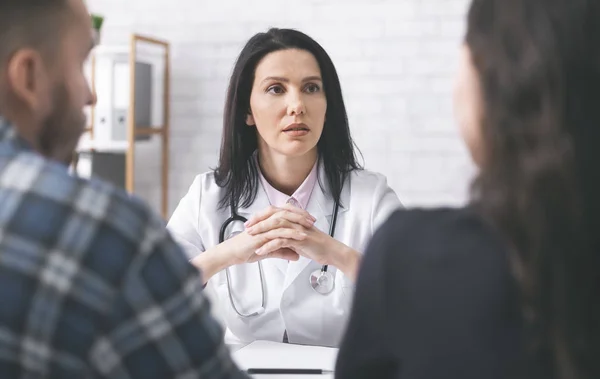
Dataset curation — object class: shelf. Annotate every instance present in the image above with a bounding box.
[135,127,165,136]
[76,140,129,153]
[93,44,166,59]
[76,33,170,219]
[83,127,164,136]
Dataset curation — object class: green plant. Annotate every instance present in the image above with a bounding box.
[91,14,104,31]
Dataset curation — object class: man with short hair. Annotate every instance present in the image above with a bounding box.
[0,0,246,377]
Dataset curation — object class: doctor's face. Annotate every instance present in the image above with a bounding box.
[246,48,326,159]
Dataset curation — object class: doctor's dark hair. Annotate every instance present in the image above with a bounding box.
[467,0,600,378]
[214,28,362,210]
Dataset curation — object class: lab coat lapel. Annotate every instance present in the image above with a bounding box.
[238,182,289,275]
[237,182,270,220]
[282,164,350,292]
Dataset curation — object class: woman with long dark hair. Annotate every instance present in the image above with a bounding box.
[168,28,401,347]
[336,0,600,377]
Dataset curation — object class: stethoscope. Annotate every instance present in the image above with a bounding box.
[218,198,340,318]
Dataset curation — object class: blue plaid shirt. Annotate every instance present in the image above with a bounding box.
[0,117,247,378]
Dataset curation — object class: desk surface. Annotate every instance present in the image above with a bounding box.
[227,344,337,379]
[227,343,247,354]
[252,375,333,379]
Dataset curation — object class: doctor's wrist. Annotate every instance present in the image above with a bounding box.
[332,245,361,282]
[191,245,234,283]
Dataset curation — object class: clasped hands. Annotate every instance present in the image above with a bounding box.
[225,204,339,266]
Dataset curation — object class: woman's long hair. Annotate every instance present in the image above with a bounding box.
[214,28,362,210]
[467,0,600,377]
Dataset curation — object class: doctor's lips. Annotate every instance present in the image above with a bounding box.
[283,123,310,137]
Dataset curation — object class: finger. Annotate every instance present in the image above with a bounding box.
[246,204,315,228]
[266,248,300,261]
[247,211,313,235]
[247,248,299,263]
[281,203,316,222]
[244,205,281,228]
[277,210,315,229]
[259,228,307,242]
[255,238,293,256]
[248,217,295,236]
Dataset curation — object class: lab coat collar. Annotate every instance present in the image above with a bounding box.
[237,157,351,218]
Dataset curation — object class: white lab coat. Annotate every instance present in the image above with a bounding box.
[167,164,402,347]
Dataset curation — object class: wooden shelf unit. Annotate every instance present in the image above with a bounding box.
[75,33,171,219]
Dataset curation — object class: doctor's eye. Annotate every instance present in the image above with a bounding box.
[266,85,285,95]
[304,83,321,93]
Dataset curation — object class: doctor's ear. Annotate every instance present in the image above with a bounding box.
[246,113,256,126]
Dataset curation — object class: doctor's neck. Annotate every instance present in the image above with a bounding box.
[257,148,318,196]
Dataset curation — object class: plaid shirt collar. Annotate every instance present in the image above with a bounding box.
[0,115,36,153]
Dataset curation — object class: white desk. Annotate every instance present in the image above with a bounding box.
[227,343,247,354]
[252,375,333,379]
[229,341,337,379]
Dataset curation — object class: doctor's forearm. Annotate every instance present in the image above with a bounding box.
[334,246,362,282]
[190,246,234,284]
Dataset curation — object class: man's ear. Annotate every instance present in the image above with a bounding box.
[6,49,51,115]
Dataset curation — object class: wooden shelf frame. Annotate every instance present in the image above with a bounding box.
[79,33,171,219]
[128,34,171,219]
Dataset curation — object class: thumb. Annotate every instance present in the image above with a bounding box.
[267,248,300,261]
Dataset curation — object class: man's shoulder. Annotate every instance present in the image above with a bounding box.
[0,150,162,246]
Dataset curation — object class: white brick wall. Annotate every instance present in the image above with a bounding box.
[87,0,475,216]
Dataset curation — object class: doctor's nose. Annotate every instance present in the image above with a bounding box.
[287,93,306,116]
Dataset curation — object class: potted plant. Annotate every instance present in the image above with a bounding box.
[91,14,104,45]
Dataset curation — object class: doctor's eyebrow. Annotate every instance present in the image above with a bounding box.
[261,76,323,84]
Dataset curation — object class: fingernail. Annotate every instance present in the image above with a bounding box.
[244,221,250,227]
[307,218,315,224]
[255,248,263,255]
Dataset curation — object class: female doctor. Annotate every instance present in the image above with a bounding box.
[167,28,402,347]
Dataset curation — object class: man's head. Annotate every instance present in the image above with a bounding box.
[0,0,96,164]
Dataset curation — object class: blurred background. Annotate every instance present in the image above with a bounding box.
[83,0,474,217]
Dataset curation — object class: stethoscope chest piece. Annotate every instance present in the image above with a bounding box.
[309,268,335,294]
